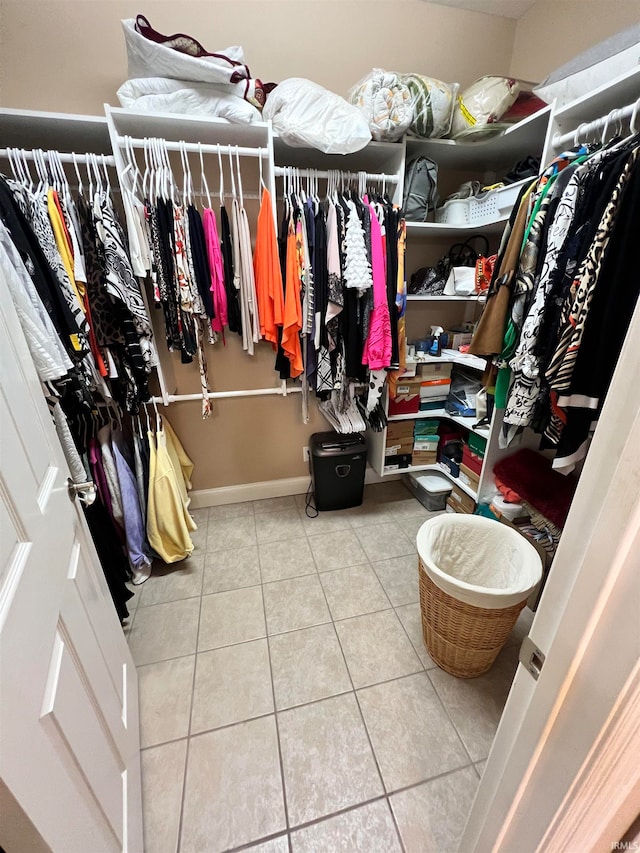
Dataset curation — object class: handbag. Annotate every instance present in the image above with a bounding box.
[443,235,490,296]
[475,253,497,294]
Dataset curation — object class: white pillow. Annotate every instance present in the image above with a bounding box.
[117,78,262,124]
[534,24,640,108]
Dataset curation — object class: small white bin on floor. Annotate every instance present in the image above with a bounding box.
[416,514,542,678]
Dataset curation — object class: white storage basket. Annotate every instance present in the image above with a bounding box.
[435,178,528,226]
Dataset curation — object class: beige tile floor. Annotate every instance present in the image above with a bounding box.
[125,481,533,853]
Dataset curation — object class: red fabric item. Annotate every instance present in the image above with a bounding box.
[494,474,521,504]
[493,449,578,529]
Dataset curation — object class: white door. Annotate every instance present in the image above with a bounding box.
[0,273,143,851]
[460,301,640,850]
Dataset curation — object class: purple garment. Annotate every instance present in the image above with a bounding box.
[111,431,152,575]
[88,437,114,522]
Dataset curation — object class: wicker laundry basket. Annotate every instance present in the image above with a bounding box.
[417,515,542,678]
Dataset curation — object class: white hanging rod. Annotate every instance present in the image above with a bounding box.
[273,166,399,184]
[552,99,640,149]
[117,137,269,158]
[0,148,116,166]
[151,385,302,405]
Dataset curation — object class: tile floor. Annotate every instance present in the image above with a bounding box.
[125,481,533,853]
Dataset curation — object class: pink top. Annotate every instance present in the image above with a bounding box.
[362,204,392,370]
[203,207,228,334]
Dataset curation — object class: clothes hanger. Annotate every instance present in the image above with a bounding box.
[143,401,152,433]
[142,137,151,201]
[630,98,640,136]
[198,142,212,208]
[151,396,162,432]
[217,144,225,206]
[227,145,237,201]
[235,146,244,208]
[258,147,267,195]
[72,152,84,197]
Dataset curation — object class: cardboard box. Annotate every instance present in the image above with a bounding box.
[396,376,423,394]
[420,379,452,398]
[412,450,438,466]
[462,445,483,476]
[418,362,453,381]
[458,462,480,491]
[413,436,439,452]
[385,440,414,457]
[420,398,449,411]
[388,395,420,416]
[446,496,472,514]
[450,483,476,514]
[414,419,440,436]
[384,453,412,470]
[387,423,416,443]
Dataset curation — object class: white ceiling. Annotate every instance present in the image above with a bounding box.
[422,0,538,19]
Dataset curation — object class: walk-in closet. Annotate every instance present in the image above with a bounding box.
[1,4,639,853]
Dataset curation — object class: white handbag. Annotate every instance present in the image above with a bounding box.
[444,266,476,296]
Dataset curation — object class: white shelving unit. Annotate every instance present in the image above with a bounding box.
[367,105,554,499]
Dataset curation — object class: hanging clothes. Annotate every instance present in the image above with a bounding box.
[254,186,284,349]
[203,206,228,335]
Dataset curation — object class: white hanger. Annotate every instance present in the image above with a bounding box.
[235,146,244,208]
[631,98,640,136]
[227,146,237,200]
[258,147,266,193]
[198,142,212,208]
[100,154,111,199]
[151,397,162,432]
[142,137,151,201]
[217,144,224,205]
[72,152,84,196]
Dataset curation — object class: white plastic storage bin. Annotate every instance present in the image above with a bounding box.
[434,178,529,226]
[405,471,452,511]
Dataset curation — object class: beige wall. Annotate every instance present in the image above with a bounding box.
[0,0,517,112]
[0,0,520,491]
[510,0,640,82]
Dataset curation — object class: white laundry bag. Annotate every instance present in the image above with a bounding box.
[417,514,542,609]
[117,78,262,123]
[263,78,372,155]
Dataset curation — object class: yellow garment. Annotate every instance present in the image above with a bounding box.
[47,189,85,310]
[146,428,195,564]
[163,416,196,530]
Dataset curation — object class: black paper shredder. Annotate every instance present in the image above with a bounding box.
[309,432,367,511]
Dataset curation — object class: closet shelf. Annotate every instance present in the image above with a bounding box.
[405,106,552,172]
[405,217,508,237]
[0,107,110,153]
[408,350,486,372]
[105,106,272,148]
[382,461,479,499]
[552,66,640,140]
[387,409,490,437]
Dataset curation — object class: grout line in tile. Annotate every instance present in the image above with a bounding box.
[384,760,480,799]
[224,829,292,852]
[257,545,292,836]
[140,734,190,754]
[384,794,408,853]
[186,709,277,742]
[175,546,207,853]
[425,667,477,767]
[314,574,389,799]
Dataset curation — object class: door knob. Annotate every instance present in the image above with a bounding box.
[67,478,97,506]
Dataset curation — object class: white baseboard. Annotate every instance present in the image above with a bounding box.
[190,467,398,508]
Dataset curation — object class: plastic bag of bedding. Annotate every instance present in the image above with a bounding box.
[348,69,415,141]
[117,77,262,123]
[402,74,459,139]
[263,78,371,154]
[451,76,520,138]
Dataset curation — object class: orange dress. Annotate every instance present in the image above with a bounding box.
[280,218,303,378]
[253,187,284,349]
